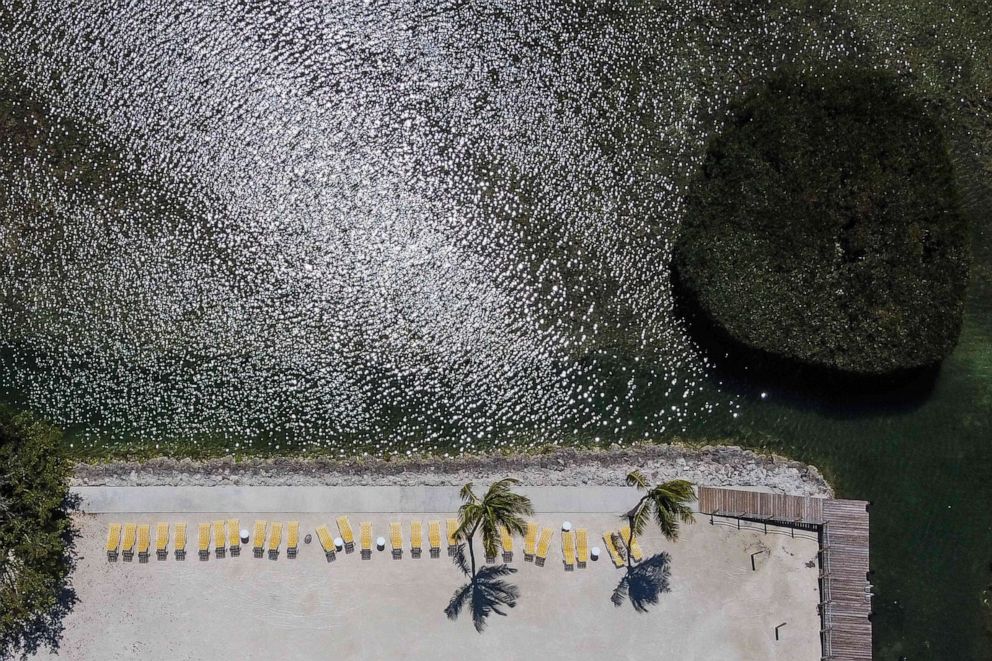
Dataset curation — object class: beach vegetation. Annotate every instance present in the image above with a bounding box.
[621,471,694,570]
[0,407,77,658]
[445,479,533,632]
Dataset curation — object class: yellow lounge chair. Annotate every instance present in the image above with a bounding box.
[268,522,283,560]
[106,523,122,562]
[316,525,336,562]
[122,523,136,561]
[228,519,241,557]
[562,530,576,570]
[337,516,355,553]
[446,518,459,556]
[619,525,644,563]
[535,528,554,567]
[197,523,211,560]
[137,524,151,563]
[390,522,403,559]
[499,526,513,562]
[602,531,625,568]
[410,521,423,558]
[252,520,267,558]
[174,522,187,561]
[155,522,169,561]
[523,522,537,561]
[213,520,227,558]
[360,521,373,560]
[575,528,589,568]
[287,521,300,559]
[428,520,441,558]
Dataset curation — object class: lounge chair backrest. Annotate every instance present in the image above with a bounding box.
[228,519,240,547]
[428,521,441,549]
[156,523,169,551]
[175,523,187,550]
[562,530,575,564]
[360,522,372,550]
[253,521,267,549]
[576,529,589,562]
[137,524,150,552]
[213,521,226,549]
[269,522,283,551]
[499,526,513,552]
[390,522,402,549]
[446,518,459,545]
[336,516,355,544]
[122,523,137,550]
[106,523,122,551]
[410,521,423,549]
[536,528,553,558]
[198,523,211,551]
[287,521,300,549]
[524,523,537,555]
[316,525,334,551]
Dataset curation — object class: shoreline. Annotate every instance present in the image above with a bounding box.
[72,442,833,497]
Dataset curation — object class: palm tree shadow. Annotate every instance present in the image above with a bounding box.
[611,552,672,613]
[444,544,520,633]
[5,492,81,658]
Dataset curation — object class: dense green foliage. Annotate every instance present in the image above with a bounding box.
[674,66,970,375]
[0,408,75,658]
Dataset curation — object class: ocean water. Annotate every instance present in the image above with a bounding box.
[1,2,989,658]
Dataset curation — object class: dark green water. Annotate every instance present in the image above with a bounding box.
[1,2,990,659]
[691,185,992,658]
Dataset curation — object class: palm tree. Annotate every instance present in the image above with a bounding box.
[454,479,533,579]
[621,470,694,570]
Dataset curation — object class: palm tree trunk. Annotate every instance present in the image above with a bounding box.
[467,520,481,579]
[624,495,649,571]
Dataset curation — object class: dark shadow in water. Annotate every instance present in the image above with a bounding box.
[3,493,81,659]
[670,265,941,418]
[444,544,520,633]
[611,552,672,613]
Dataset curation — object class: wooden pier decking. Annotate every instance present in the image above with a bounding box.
[697,486,872,661]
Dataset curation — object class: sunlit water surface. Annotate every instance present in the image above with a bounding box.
[1,2,990,659]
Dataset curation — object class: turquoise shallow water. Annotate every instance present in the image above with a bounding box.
[1,2,990,658]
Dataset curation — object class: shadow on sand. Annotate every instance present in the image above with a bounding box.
[444,544,520,633]
[611,552,672,613]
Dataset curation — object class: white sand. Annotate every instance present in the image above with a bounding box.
[37,509,822,660]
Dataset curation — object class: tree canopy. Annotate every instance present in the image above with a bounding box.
[0,407,76,658]
[673,66,970,375]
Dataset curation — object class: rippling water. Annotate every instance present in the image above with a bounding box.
[2,2,991,658]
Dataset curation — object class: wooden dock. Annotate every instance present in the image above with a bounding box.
[821,499,872,660]
[696,486,872,661]
[697,486,825,525]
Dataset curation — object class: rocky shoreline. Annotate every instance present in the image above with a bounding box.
[73,443,833,497]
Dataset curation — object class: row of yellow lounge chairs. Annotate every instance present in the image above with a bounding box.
[105,520,302,562]
[106,518,645,569]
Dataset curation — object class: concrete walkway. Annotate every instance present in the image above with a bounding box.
[72,485,651,514]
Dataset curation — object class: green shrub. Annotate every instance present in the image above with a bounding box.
[673,66,970,375]
[0,408,75,657]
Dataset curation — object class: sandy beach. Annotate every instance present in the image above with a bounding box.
[33,485,824,660]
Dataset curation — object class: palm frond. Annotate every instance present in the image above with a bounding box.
[649,480,695,542]
[629,500,652,540]
[625,470,649,490]
[459,482,477,504]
